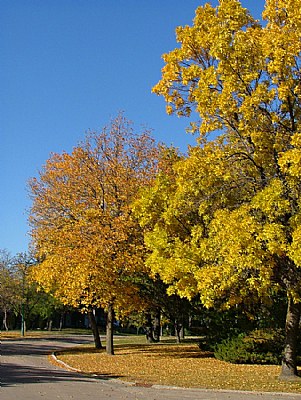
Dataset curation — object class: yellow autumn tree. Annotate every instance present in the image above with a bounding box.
[147,0,301,379]
[29,114,158,353]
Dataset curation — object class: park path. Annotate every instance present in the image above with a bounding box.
[1,335,301,400]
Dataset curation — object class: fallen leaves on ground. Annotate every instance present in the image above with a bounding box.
[54,340,301,393]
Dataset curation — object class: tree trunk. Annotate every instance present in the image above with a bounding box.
[279,295,301,380]
[153,309,161,342]
[3,307,9,331]
[88,310,102,349]
[145,313,155,343]
[47,319,53,331]
[21,304,25,336]
[106,303,114,355]
[180,325,185,340]
[59,312,64,331]
[175,320,182,343]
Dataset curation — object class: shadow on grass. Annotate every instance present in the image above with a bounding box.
[55,347,104,356]
[83,372,124,380]
[58,341,214,360]
[117,344,214,359]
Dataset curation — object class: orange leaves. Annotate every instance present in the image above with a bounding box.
[29,114,159,312]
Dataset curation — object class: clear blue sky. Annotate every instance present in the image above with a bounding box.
[1,1,265,256]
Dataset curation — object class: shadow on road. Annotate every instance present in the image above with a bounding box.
[0,362,92,387]
[1,336,124,388]
[1,336,94,356]
[0,361,123,388]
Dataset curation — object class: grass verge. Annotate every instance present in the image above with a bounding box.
[1,328,100,339]
[53,336,301,394]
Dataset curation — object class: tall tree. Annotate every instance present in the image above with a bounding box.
[150,0,301,379]
[29,114,158,353]
[0,250,19,330]
[12,252,43,335]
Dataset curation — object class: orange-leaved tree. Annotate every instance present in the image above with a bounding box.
[29,114,159,353]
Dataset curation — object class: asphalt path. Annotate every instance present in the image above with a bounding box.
[1,335,301,400]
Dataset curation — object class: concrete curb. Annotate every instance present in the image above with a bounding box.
[51,352,136,385]
[151,385,301,397]
[51,352,301,398]
[51,352,82,373]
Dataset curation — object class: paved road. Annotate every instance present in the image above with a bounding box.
[1,336,301,400]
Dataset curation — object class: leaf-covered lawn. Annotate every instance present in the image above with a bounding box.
[53,340,301,394]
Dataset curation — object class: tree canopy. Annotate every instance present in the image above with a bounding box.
[29,114,159,352]
[26,0,301,377]
[145,0,301,379]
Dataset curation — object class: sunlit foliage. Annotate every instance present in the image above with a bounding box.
[145,0,301,378]
[29,114,159,318]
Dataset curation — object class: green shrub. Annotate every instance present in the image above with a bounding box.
[214,329,284,365]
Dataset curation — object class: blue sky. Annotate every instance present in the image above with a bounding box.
[1,0,265,256]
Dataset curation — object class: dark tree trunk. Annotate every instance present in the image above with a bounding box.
[174,314,185,343]
[145,313,155,343]
[279,295,301,380]
[3,308,9,331]
[180,325,185,340]
[175,319,182,343]
[106,303,114,355]
[47,319,53,331]
[59,312,64,331]
[88,310,102,349]
[153,309,161,342]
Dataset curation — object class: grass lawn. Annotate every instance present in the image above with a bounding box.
[1,328,98,339]
[52,336,301,394]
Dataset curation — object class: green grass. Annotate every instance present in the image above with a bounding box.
[1,328,99,339]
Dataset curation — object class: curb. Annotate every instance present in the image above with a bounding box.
[151,385,301,397]
[51,352,136,385]
[51,352,82,373]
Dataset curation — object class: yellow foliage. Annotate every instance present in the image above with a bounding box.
[141,0,301,312]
